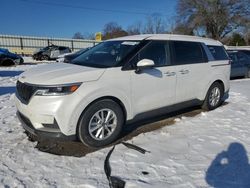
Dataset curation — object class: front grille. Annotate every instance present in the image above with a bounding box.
[16,81,37,104]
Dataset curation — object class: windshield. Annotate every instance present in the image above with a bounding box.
[71,40,140,68]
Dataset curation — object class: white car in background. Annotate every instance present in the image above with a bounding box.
[15,34,230,148]
[56,52,74,63]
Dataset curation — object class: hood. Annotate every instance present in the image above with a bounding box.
[18,63,106,85]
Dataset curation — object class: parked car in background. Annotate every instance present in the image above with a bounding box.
[15,34,230,148]
[56,52,73,63]
[0,48,23,66]
[227,50,250,78]
[33,45,71,61]
[56,48,90,63]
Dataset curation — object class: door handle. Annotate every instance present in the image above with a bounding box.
[179,69,189,74]
[164,72,176,76]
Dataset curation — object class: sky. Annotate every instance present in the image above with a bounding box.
[0,0,177,38]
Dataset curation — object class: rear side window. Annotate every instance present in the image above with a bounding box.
[171,41,205,65]
[208,45,228,60]
[59,47,67,50]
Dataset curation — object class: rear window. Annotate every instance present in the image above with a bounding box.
[208,45,228,60]
[171,41,205,65]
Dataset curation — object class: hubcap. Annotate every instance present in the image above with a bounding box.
[209,87,221,107]
[88,109,117,141]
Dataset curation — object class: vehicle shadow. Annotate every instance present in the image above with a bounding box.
[0,86,16,95]
[206,142,250,188]
[35,102,229,157]
[0,71,23,77]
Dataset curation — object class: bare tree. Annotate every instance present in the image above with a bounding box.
[127,21,142,35]
[73,32,84,39]
[176,0,250,39]
[143,14,167,34]
[102,22,128,40]
[172,23,194,35]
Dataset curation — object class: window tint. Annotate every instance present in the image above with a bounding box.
[237,52,249,62]
[208,45,228,60]
[172,41,205,65]
[59,46,67,50]
[228,52,237,63]
[136,41,168,66]
[241,50,250,57]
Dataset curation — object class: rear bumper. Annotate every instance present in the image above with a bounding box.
[17,111,76,141]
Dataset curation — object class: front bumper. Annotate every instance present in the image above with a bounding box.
[17,111,76,141]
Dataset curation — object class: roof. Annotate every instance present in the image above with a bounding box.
[108,34,222,46]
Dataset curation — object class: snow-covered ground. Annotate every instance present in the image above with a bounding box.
[1,63,250,188]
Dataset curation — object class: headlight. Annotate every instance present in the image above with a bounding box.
[35,83,81,96]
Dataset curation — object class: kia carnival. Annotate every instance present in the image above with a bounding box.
[15,34,230,148]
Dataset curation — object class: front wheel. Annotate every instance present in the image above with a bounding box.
[202,82,223,111]
[77,99,124,148]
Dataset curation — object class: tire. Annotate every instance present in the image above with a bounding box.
[202,82,224,111]
[41,55,49,61]
[19,57,24,65]
[1,59,15,66]
[77,99,124,148]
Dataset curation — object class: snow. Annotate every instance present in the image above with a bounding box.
[1,63,250,187]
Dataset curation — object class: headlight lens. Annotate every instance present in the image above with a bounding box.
[35,83,81,96]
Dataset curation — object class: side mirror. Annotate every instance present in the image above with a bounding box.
[135,59,155,73]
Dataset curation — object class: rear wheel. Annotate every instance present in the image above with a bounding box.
[77,99,124,148]
[202,82,223,111]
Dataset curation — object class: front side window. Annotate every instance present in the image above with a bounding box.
[171,41,205,65]
[130,41,169,67]
[72,41,140,68]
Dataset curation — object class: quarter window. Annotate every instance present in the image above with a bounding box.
[208,45,228,60]
[171,41,205,65]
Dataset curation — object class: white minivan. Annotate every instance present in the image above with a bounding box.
[15,34,230,148]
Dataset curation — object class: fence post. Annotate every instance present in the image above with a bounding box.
[71,40,74,51]
[20,37,23,49]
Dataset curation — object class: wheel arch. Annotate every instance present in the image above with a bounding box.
[200,78,226,101]
[75,96,128,141]
[213,79,225,93]
[80,96,128,122]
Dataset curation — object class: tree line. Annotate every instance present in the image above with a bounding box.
[73,0,250,45]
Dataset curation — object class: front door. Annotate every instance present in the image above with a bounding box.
[130,41,176,115]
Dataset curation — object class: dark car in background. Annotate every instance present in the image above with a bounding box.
[56,47,90,63]
[227,50,250,78]
[64,48,90,63]
[0,48,23,66]
[33,45,71,61]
